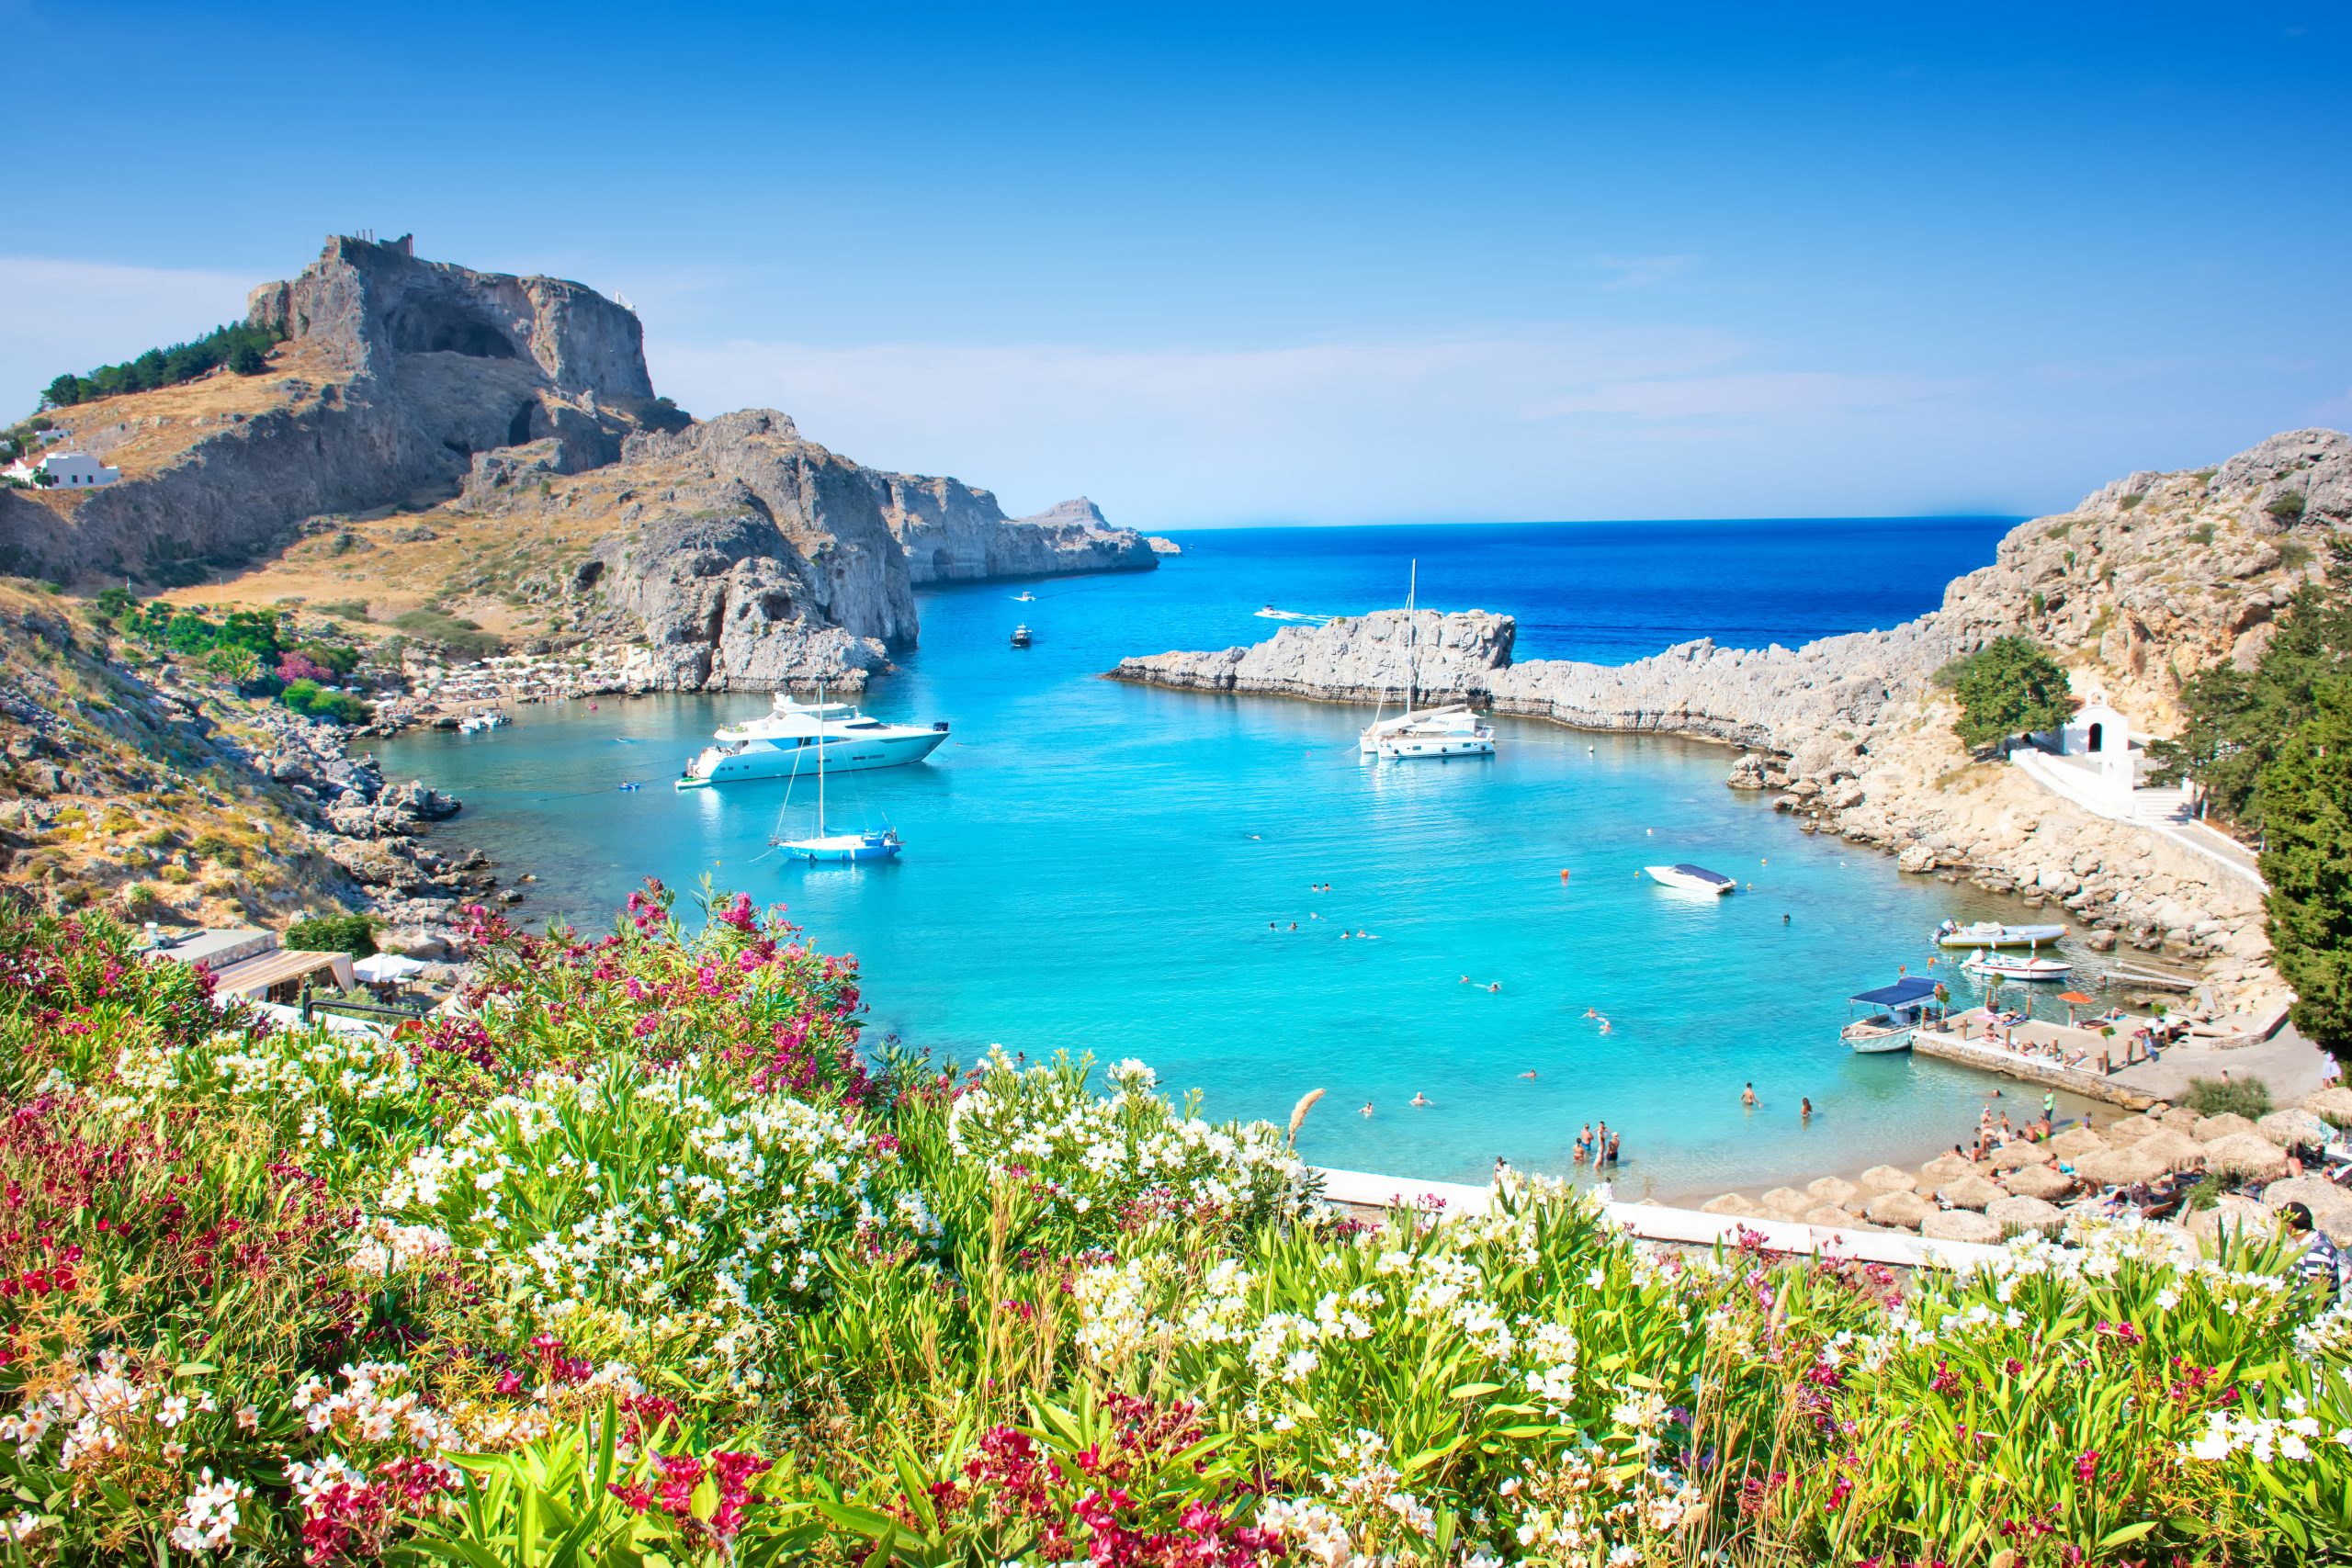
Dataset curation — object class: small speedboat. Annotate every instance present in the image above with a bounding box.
[1842,976,1946,1054]
[1936,919,2065,950]
[1011,624,1033,648]
[1645,863,1736,896]
[1961,947,2073,981]
[1012,591,1036,602]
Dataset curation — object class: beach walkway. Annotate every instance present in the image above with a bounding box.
[1315,1167,2002,1272]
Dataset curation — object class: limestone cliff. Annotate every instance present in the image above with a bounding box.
[0,234,667,583]
[5,234,1157,688]
[1113,429,2352,1009]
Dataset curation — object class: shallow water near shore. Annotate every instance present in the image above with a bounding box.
[378,516,2119,1197]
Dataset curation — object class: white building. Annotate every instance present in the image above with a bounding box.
[2,450,121,489]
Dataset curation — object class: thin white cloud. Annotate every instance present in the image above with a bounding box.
[1590,254,1700,289]
[0,256,258,411]
[647,327,1964,525]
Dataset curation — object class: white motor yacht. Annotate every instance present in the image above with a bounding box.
[1961,947,2074,982]
[675,694,948,788]
[1935,919,2066,950]
[1644,863,1736,896]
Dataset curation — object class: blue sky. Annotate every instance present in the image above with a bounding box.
[3,2,2346,526]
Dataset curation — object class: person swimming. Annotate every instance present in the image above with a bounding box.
[1741,1082,1758,1108]
[1360,1101,1374,1117]
[1487,983,1502,993]
[1519,1068,1539,1079]
[1410,1092,1430,1108]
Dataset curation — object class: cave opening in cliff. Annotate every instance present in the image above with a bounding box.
[507,400,538,447]
[387,299,519,360]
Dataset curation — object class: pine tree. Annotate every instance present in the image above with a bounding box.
[1943,636,2075,750]
[2258,675,2352,1060]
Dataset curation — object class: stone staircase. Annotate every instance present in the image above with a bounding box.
[2130,784,2196,823]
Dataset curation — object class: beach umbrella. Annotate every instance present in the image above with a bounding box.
[1986,1143,2046,1172]
[2257,1108,2335,1150]
[1918,1154,1972,1185]
[2303,1087,2352,1128]
[1864,1190,1934,1230]
[1804,1205,1859,1228]
[354,953,428,985]
[1856,1164,1917,1196]
[1937,1174,2007,1212]
[1922,1209,2003,1245]
[1758,1187,1813,1220]
[2187,1195,2275,1242]
[2001,1163,2076,1201]
[1700,1192,1758,1217]
[2075,1146,2167,1188]
[2057,989,2095,1025]
[2099,1114,2159,1145]
[2263,1179,2352,1242]
[2047,1126,2106,1159]
[1985,1195,2064,1235]
[2191,1111,2258,1143]
[1805,1176,1860,1207]
[2200,1133,2288,1182]
[2135,1129,2210,1173]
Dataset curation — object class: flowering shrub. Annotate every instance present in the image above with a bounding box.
[0,888,2346,1565]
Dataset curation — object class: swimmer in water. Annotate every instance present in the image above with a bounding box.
[1487,982,1502,994]
[1801,1097,1814,1124]
[1410,1092,1430,1108]
[1583,1007,1599,1019]
[1360,1101,1374,1118]
[1520,1069,1539,1079]
[1460,975,1471,985]
[1340,931,1351,941]
[1597,1019,1611,1033]
[1741,1082,1758,1108]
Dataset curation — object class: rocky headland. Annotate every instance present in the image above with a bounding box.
[3,233,1160,694]
[1114,429,2352,1021]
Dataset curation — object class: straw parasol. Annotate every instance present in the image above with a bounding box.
[2135,1128,2210,1173]
[1856,1165,1917,1196]
[2303,1086,2352,1128]
[1758,1187,1814,1219]
[2057,989,2096,1025]
[2047,1125,2106,1159]
[1986,1142,2046,1172]
[2200,1133,2288,1182]
[1918,1153,1972,1185]
[1937,1174,2007,1211]
[2187,1194,2276,1241]
[1804,1205,1859,1228]
[1806,1176,1860,1207]
[2158,1106,2202,1133]
[2191,1111,2259,1143]
[2099,1114,2159,1145]
[2260,1177,2352,1230]
[1864,1190,1934,1230]
[1701,1192,1758,1217]
[2001,1163,2076,1201]
[1922,1209,2002,1244]
[2075,1145,2167,1188]
[1985,1195,2064,1235]
[2257,1108,2335,1150]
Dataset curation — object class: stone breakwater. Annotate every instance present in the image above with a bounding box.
[1112,429,2352,1024]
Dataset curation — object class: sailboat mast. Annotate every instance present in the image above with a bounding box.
[814,678,826,835]
[1406,559,1417,716]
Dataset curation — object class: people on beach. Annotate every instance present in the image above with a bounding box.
[1594,1176,1614,1204]
[1605,1133,1621,1167]
[1574,1122,1593,1162]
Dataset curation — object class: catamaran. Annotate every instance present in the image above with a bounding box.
[1935,919,2066,950]
[772,679,903,863]
[1842,975,1946,1054]
[675,693,948,788]
[1358,560,1497,761]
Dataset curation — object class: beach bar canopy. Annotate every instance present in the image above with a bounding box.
[354,953,428,985]
[1849,976,1942,1008]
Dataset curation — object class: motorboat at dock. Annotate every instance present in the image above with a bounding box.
[675,694,948,788]
[1936,919,2066,950]
[1961,947,2074,982]
[1841,975,1947,1054]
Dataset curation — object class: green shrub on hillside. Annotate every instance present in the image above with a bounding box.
[2260,675,2352,1060]
[2182,1075,2275,1119]
[279,678,370,724]
[40,320,284,407]
[390,604,499,657]
[284,911,378,956]
[1940,636,2075,750]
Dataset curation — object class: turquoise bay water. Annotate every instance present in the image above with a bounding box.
[377,518,2100,1198]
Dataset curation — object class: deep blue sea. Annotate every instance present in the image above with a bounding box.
[378,516,2110,1198]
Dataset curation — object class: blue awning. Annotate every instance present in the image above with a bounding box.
[1850,976,1941,1008]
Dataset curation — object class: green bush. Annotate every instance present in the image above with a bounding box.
[41,320,283,407]
[1942,636,2075,750]
[279,678,371,725]
[2182,1075,2274,1119]
[2267,491,2308,523]
[284,911,378,956]
[390,605,500,658]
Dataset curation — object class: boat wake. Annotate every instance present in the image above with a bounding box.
[1253,606,1330,624]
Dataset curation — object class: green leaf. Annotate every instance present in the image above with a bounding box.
[2097,1520,2157,1548]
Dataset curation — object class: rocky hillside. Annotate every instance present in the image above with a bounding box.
[1114,429,2352,1014]
[0,585,483,938]
[6,233,1160,691]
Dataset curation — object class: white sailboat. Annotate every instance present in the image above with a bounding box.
[1358,560,1497,761]
[775,679,902,863]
